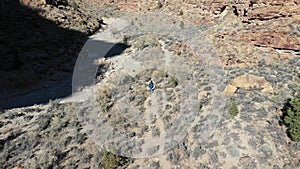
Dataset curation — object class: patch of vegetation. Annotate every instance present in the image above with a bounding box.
[146,145,160,155]
[197,102,203,111]
[282,92,300,141]
[150,161,160,169]
[151,127,161,137]
[156,1,163,9]
[179,21,184,29]
[193,146,206,159]
[178,10,183,16]
[131,35,159,50]
[167,151,181,164]
[101,149,128,169]
[169,76,178,87]
[70,0,79,10]
[96,86,113,112]
[227,145,240,157]
[228,102,239,116]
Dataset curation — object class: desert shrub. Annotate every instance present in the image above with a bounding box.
[193,146,206,159]
[96,86,113,112]
[283,92,300,141]
[70,1,79,10]
[228,102,239,116]
[169,76,178,87]
[150,161,160,169]
[178,10,183,16]
[131,165,140,169]
[172,104,180,113]
[132,36,159,50]
[197,102,203,111]
[227,145,240,157]
[46,0,68,6]
[222,135,231,146]
[156,1,163,9]
[146,146,160,155]
[204,86,212,91]
[260,145,273,157]
[141,125,149,134]
[206,140,219,149]
[151,127,161,137]
[179,21,184,29]
[220,152,227,158]
[167,151,180,164]
[209,152,219,164]
[101,149,127,169]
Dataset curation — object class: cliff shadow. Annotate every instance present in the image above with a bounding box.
[0,1,128,110]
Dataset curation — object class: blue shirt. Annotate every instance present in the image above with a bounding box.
[149,81,154,91]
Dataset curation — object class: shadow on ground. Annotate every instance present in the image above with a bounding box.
[0,1,128,110]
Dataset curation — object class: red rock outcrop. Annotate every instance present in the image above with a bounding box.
[224,74,274,96]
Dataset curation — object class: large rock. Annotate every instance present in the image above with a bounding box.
[230,74,273,94]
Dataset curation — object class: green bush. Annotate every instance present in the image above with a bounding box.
[101,149,127,169]
[228,102,238,116]
[193,146,206,159]
[71,1,79,10]
[178,10,183,16]
[169,76,178,87]
[283,92,300,141]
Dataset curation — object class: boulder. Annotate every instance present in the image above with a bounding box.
[230,74,273,94]
[224,84,237,96]
[198,91,208,100]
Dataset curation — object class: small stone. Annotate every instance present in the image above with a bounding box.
[261,85,273,94]
[198,91,208,100]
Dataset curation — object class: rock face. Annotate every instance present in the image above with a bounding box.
[231,74,273,93]
[233,18,300,52]
[21,0,104,34]
[224,74,274,96]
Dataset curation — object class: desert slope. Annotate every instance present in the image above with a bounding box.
[1,0,300,169]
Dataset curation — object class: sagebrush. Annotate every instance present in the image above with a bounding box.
[283,92,300,141]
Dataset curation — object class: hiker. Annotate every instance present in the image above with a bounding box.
[148,80,154,93]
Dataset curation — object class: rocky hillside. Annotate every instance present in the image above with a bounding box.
[1,0,300,169]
